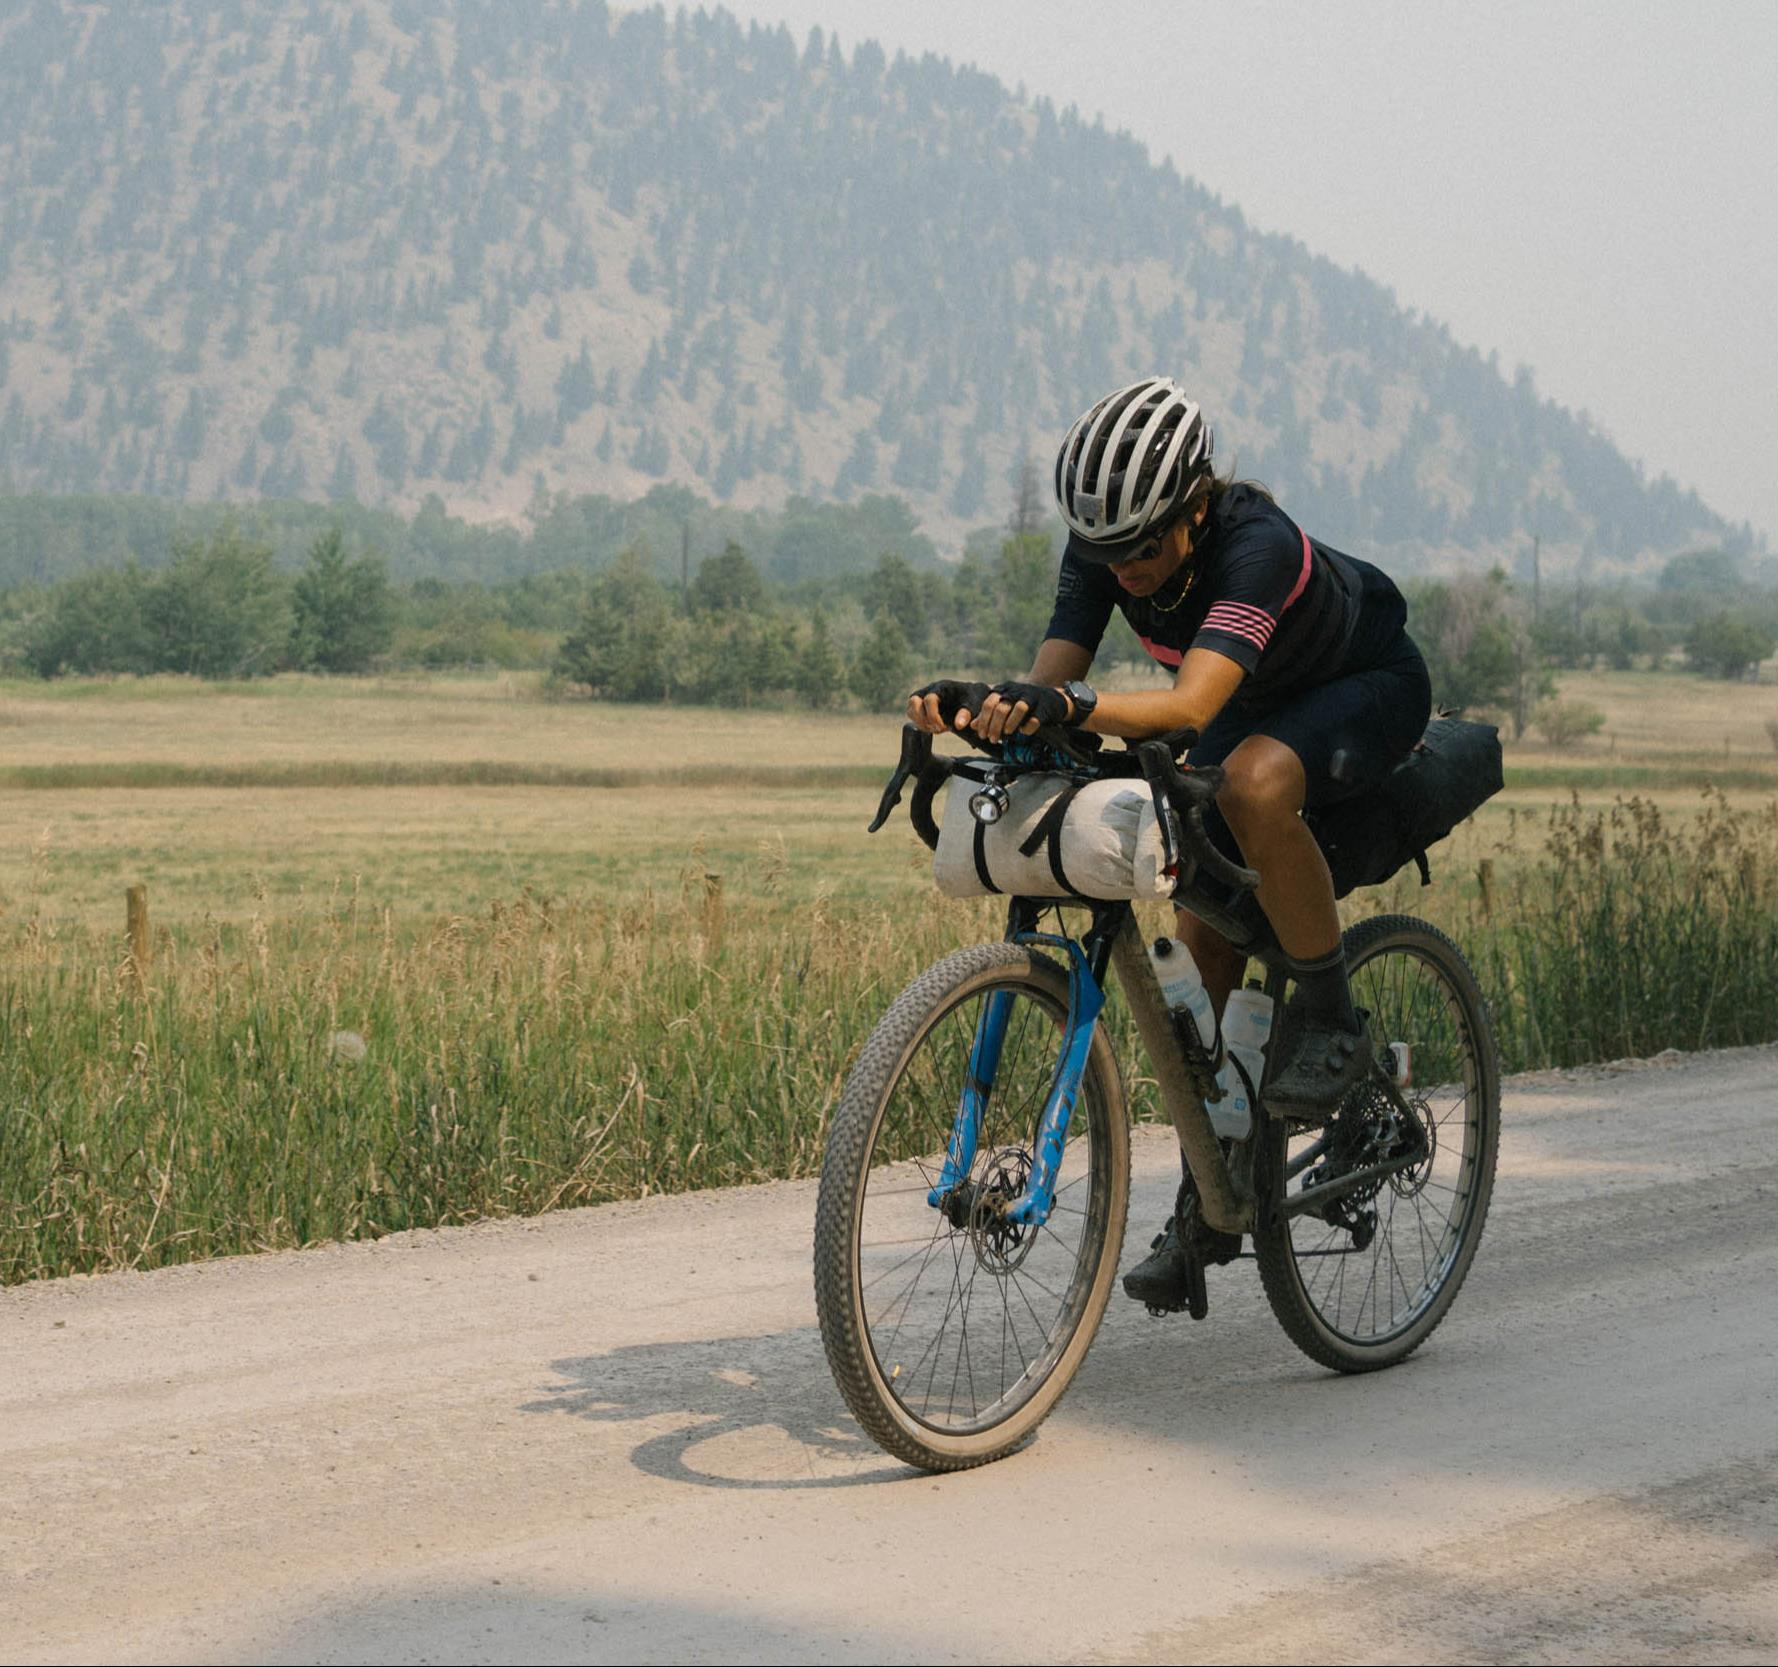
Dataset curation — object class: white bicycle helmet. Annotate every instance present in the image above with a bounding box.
[1054,377,1213,561]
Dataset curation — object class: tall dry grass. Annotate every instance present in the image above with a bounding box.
[4,793,1776,1284]
[1470,791,1778,1068]
[0,872,985,1283]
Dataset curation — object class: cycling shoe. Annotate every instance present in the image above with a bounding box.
[1122,1213,1201,1313]
[1122,1186,1242,1317]
[1264,1014,1374,1125]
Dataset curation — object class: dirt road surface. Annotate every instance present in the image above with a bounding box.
[5,1045,1777,1664]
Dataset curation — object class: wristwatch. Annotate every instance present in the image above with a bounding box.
[1062,680,1099,726]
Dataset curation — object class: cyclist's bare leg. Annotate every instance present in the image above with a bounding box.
[1172,735,1334,1021]
[1135,905,1248,1309]
[1135,735,1361,1302]
[1213,735,1340,962]
[1216,733,1368,1113]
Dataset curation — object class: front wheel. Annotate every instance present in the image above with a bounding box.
[1252,915,1500,1373]
[814,942,1129,1471]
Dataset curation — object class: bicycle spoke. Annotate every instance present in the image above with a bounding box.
[849,965,1114,1438]
[1284,933,1492,1347]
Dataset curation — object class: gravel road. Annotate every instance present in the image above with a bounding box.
[5,1045,1777,1664]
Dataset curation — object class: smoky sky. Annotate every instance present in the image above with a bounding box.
[724,0,1778,545]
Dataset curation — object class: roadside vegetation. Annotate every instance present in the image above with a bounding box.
[2,491,1775,714]
[1,671,1776,1284]
[3,497,1778,1284]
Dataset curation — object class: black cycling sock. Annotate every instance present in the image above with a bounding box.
[1292,946,1359,1033]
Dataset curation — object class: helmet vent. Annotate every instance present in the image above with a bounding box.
[1053,377,1212,550]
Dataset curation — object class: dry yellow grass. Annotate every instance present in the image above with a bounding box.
[0,783,935,927]
[0,667,1772,934]
[0,673,906,772]
[1520,669,1778,769]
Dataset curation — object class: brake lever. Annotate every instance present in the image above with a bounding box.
[1134,738,1261,892]
[1184,803,1261,892]
[1136,739,1186,876]
[1153,725,1198,760]
[868,724,934,833]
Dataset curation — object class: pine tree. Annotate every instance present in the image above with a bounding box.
[173,390,207,461]
[797,607,846,707]
[555,339,597,424]
[327,443,358,502]
[289,528,395,672]
[848,614,914,713]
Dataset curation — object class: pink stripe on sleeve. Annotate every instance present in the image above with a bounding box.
[1203,605,1275,647]
[1281,527,1313,612]
[1203,624,1270,651]
[1205,602,1275,632]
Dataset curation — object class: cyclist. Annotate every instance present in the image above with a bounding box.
[907,375,1431,1305]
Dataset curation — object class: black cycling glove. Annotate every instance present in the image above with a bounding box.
[987,680,1072,729]
[910,679,992,727]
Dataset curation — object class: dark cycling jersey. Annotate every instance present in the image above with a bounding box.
[1045,484,1409,709]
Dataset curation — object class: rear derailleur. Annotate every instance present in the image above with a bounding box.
[1298,1079,1430,1250]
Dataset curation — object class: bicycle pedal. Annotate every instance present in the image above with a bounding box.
[1141,1279,1210,1322]
[1185,1256,1209,1321]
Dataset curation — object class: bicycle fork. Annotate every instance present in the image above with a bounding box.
[927,932,1106,1229]
[928,912,1257,1237]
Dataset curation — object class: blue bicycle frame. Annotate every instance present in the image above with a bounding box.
[926,910,1117,1228]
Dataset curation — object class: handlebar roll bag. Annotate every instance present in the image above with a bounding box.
[932,772,1174,901]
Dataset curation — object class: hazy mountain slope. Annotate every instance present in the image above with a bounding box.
[0,0,1741,572]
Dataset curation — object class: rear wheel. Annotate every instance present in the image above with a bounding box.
[1253,915,1499,1372]
[814,943,1129,1471]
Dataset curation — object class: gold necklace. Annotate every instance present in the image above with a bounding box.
[1148,561,1199,614]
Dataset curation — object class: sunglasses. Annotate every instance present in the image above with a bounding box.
[1109,531,1167,570]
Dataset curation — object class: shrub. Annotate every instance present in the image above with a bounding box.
[1533,698,1607,749]
[849,614,914,712]
[1686,612,1776,680]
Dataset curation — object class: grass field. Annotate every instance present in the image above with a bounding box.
[2,665,1775,1282]
[1,666,1774,927]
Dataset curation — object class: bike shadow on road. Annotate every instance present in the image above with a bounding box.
[520,1327,927,1491]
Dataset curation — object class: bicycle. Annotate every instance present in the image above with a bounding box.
[813,721,1500,1472]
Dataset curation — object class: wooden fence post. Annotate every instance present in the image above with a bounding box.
[126,884,150,980]
[701,871,724,955]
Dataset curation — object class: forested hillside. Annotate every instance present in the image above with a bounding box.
[0,0,1749,575]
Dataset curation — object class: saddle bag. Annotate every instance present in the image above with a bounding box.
[1308,716,1504,898]
[932,771,1174,902]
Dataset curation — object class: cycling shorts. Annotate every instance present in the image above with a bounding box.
[1188,629,1432,813]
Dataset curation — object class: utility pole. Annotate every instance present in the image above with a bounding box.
[680,520,690,607]
[1531,535,1541,624]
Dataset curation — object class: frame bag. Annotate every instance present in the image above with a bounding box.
[1308,716,1504,898]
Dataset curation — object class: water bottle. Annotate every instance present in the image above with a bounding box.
[1149,937,1221,1066]
[1210,985,1275,1140]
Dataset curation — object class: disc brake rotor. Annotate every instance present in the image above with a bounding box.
[967,1146,1037,1273]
